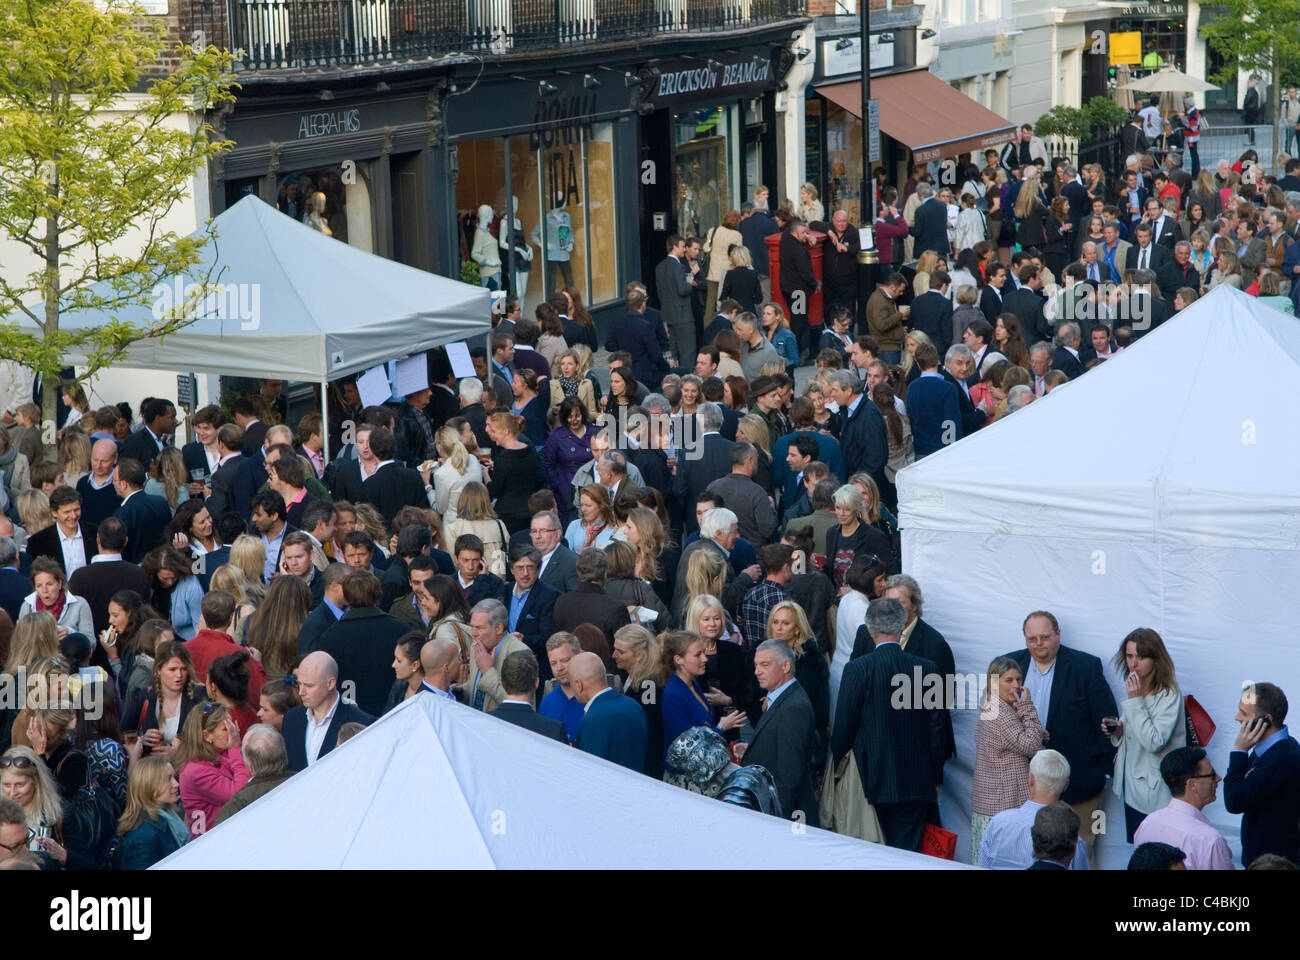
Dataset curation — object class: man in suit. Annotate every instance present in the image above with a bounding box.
[1157,241,1202,300]
[908,183,949,257]
[1142,197,1182,251]
[204,424,245,522]
[530,510,580,594]
[705,442,777,546]
[775,434,820,515]
[906,342,962,459]
[979,262,1009,324]
[456,379,490,452]
[595,451,642,505]
[1235,218,1268,274]
[1002,610,1117,865]
[233,423,294,522]
[231,397,269,459]
[417,635,462,703]
[462,598,529,713]
[1114,167,1148,230]
[908,270,954,354]
[117,397,176,471]
[1124,223,1170,274]
[111,458,171,564]
[779,220,819,358]
[282,650,374,772]
[826,370,888,488]
[0,536,28,622]
[318,570,411,717]
[1128,270,1174,339]
[813,210,862,323]
[279,533,327,606]
[741,639,819,825]
[572,651,647,773]
[1223,681,1300,865]
[1078,322,1117,366]
[298,562,352,655]
[1058,164,1091,231]
[1027,803,1082,870]
[656,234,699,367]
[606,285,669,389]
[1005,265,1051,344]
[1050,323,1086,380]
[551,548,631,652]
[505,545,560,681]
[832,598,946,851]
[942,346,989,435]
[25,486,96,577]
[489,649,567,742]
[1098,222,1131,285]
[76,438,122,526]
[67,518,150,635]
[360,427,427,526]
[671,402,734,535]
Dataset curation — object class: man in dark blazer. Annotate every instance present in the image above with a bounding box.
[112,458,171,564]
[606,287,669,389]
[572,652,647,773]
[778,221,818,357]
[813,210,862,321]
[297,563,352,655]
[832,598,946,851]
[1142,197,1182,251]
[1156,242,1201,301]
[489,649,567,742]
[1002,609,1117,864]
[655,234,698,367]
[359,427,427,526]
[1123,223,1171,273]
[1050,324,1086,380]
[282,650,375,772]
[1128,272,1175,338]
[907,272,955,354]
[905,343,963,459]
[231,398,269,459]
[204,424,245,522]
[670,402,734,535]
[0,536,29,622]
[25,486,97,573]
[908,186,949,257]
[504,545,560,680]
[827,370,888,488]
[317,571,412,718]
[743,640,819,825]
[941,360,988,436]
[67,519,150,636]
[1223,682,1300,865]
[1006,266,1052,344]
[117,398,176,471]
[530,512,580,594]
[551,549,630,652]
[979,263,1009,325]
[232,424,281,522]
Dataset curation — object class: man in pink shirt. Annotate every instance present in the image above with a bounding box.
[1133,747,1235,870]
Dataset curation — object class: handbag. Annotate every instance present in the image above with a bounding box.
[920,822,958,860]
[1184,693,1216,747]
[818,751,883,843]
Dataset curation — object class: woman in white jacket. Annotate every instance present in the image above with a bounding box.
[18,558,94,641]
[431,426,482,524]
[953,193,987,254]
[1103,627,1185,843]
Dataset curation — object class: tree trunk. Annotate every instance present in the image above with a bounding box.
[42,187,59,432]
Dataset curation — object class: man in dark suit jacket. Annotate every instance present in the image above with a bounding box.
[1002,610,1117,863]
[670,404,734,535]
[551,549,630,652]
[1143,202,1183,251]
[1128,273,1175,338]
[282,650,375,772]
[489,649,567,742]
[1223,682,1300,865]
[504,545,560,679]
[317,571,412,717]
[572,652,647,773]
[907,275,955,354]
[1124,224,1171,273]
[0,542,29,623]
[1049,324,1086,380]
[832,598,945,851]
[606,292,669,390]
[909,188,949,257]
[532,516,580,594]
[232,441,271,522]
[1006,266,1052,344]
[744,641,820,825]
[297,563,352,655]
[205,424,245,522]
[1027,802,1082,869]
[360,428,427,526]
[68,520,151,636]
[906,343,963,459]
[117,398,176,471]
[112,459,171,564]
[655,235,698,366]
[778,223,818,354]
[828,371,888,488]
[25,487,97,572]
[1157,243,1202,300]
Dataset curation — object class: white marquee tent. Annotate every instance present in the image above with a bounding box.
[897,285,1300,868]
[154,693,966,870]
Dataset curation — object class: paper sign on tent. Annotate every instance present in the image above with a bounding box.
[446,341,476,379]
[356,364,393,407]
[394,353,429,396]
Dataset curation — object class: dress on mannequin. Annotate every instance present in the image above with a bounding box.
[531,207,575,292]
[499,195,532,302]
[471,204,502,290]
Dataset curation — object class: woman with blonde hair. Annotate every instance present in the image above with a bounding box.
[760,301,799,373]
[825,483,894,591]
[208,565,257,645]
[549,349,598,419]
[564,483,615,553]
[352,503,392,561]
[684,594,748,716]
[736,413,775,491]
[798,182,824,222]
[612,623,666,777]
[431,424,482,522]
[678,374,703,417]
[913,250,939,297]
[145,446,190,512]
[243,575,311,679]
[3,609,59,676]
[703,209,745,319]
[622,507,669,586]
[765,599,830,732]
[713,330,746,380]
[1014,174,1048,250]
[672,543,726,626]
[173,701,249,839]
[228,535,268,593]
[902,329,933,384]
[441,481,509,568]
[720,242,762,313]
[1,744,68,865]
[17,489,51,538]
[569,343,604,410]
[482,412,536,536]
[971,655,1044,861]
[848,470,899,536]
[59,384,90,432]
[57,427,91,486]
[118,755,188,869]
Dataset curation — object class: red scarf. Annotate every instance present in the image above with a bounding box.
[35,589,67,622]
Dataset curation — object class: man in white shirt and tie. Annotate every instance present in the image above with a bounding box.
[1029,343,1052,397]
[1126,223,1168,274]
[1079,242,1104,284]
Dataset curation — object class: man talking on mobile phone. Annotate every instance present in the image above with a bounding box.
[1223,682,1300,867]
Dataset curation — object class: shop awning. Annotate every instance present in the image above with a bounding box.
[819,70,1016,163]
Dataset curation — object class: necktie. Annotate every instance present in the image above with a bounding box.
[1140,248,1148,270]
[472,687,486,710]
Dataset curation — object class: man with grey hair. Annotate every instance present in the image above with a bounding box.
[596,450,638,502]
[671,401,735,533]
[1028,342,1053,397]
[823,368,888,487]
[979,749,1091,869]
[1051,322,1085,380]
[0,535,25,622]
[705,441,777,545]
[214,724,293,825]
[1158,240,1201,300]
[673,506,760,619]
[464,597,528,712]
[740,639,819,826]
[733,311,781,380]
[1006,384,1036,413]
[832,597,946,851]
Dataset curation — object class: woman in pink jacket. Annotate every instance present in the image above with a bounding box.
[970,656,1045,863]
[173,702,250,839]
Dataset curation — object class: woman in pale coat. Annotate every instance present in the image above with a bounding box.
[548,350,598,419]
[703,209,745,321]
[18,558,95,640]
[1104,627,1185,842]
[431,426,482,523]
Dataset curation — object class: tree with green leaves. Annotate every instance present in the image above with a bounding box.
[0,0,235,427]
[1203,0,1300,173]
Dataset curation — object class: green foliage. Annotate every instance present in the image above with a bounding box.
[0,0,237,420]
[461,260,481,286]
[1202,0,1300,85]
[1083,96,1130,132]
[1035,106,1089,140]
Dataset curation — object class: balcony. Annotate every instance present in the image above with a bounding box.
[183,0,805,72]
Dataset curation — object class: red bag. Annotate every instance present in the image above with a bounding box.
[920,822,957,860]
[1185,694,1216,747]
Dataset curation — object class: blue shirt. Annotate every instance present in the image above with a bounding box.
[1242,724,1290,758]
[979,800,1091,870]
[322,597,348,621]
[508,587,531,633]
[765,677,797,710]
[846,392,863,419]
[540,685,584,743]
[1022,657,1055,729]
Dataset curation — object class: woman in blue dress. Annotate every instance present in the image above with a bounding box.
[658,630,747,789]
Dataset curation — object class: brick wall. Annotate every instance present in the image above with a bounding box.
[806,0,910,14]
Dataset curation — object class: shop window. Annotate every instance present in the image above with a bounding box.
[673,106,729,239]
[824,103,863,225]
[454,138,508,290]
[277,166,352,244]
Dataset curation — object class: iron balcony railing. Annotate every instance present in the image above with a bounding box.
[184,0,804,71]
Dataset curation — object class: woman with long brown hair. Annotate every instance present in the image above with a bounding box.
[1042,195,1073,281]
[994,313,1031,368]
[871,383,911,513]
[243,575,312,679]
[562,285,598,350]
[564,483,615,552]
[173,701,249,839]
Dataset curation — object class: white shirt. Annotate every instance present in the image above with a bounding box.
[87,473,115,491]
[57,524,88,578]
[91,552,123,564]
[538,545,559,579]
[305,693,341,765]
[584,686,616,713]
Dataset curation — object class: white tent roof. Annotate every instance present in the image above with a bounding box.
[898,286,1300,551]
[154,693,965,870]
[24,195,490,382]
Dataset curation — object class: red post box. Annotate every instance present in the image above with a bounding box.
[766,230,826,330]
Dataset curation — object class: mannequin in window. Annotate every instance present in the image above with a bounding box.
[531,204,575,292]
[305,191,332,236]
[499,194,533,302]
[472,204,503,290]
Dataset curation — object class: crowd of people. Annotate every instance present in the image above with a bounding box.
[1,102,1299,872]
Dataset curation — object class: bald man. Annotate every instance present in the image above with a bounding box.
[282,650,375,771]
[76,437,123,525]
[572,652,647,773]
[419,636,462,701]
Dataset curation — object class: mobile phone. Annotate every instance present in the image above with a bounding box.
[1103,718,1119,734]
